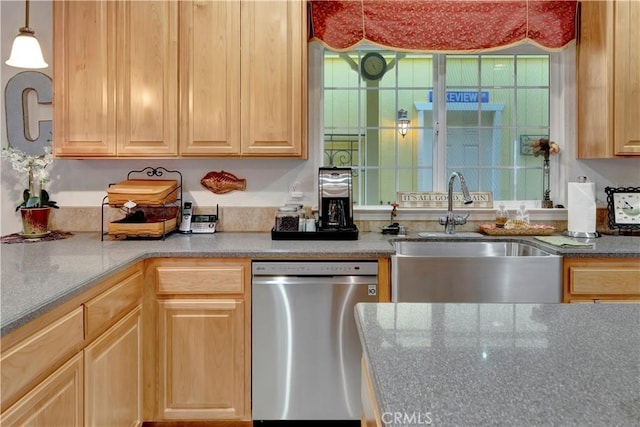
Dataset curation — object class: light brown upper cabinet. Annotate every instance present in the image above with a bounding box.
[180,0,307,157]
[54,1,178,157]
[577,0,640,158]
[239,0,307,157]
[54,0,307,158]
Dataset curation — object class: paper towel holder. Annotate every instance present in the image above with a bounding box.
[564,176,601,239]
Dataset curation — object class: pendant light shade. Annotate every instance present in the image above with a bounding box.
[6,1,48,69]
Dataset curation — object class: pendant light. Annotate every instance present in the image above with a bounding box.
[6,0,48,69]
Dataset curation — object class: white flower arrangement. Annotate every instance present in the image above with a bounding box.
[1,144,58,210]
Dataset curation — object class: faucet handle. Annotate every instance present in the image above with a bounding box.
[454,211,470,225]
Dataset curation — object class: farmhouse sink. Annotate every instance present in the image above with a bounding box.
[391,240,562,303]
[393,240,556,257]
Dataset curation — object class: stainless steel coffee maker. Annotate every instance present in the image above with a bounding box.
[318,167,355,231]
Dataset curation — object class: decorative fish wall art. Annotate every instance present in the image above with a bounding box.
[200,171,247,194]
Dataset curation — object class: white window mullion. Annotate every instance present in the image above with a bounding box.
[433,54,447,191]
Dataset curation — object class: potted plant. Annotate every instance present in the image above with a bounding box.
[1,144,58,236]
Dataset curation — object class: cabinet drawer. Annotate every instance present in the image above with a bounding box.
[570,267,640,295]
[157,263,245,294]
[84,270,143,338]
[1,307,84,410]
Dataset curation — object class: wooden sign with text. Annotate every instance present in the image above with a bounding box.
[397,192,493,208]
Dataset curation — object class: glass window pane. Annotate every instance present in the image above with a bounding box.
[517,55,549,86]
[323,133,361,168]
[397,53,434,87]
[323,89,364,131]
[517,88,549,127]
[481,56,515,86]
[446,55,479,87]
[323,48,551,205]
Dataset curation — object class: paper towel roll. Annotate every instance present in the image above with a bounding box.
[567,181,596,233]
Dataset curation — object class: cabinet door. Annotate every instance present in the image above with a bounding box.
[613,0,640,155]
[53,1,117,157]
[158,299,246,420]
[563,257,640,303]
[116,1,178,156]
[361,357,382,427]
[1,353,83,427]
[1,307,84,410]
[84,306,142,427]
[577,0,640,158]
[179,0,241,156]
[241,0,307,157]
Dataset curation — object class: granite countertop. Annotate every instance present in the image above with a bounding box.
[1,231,638,336]
[0,231,395,336]
[356,302,640,426]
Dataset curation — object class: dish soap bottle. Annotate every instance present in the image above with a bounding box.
[515,204,530,223]
[495,204,509,228]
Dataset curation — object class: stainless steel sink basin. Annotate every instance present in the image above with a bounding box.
[394,240,556,257]
[391,240,562,303]
[417,231,484,238]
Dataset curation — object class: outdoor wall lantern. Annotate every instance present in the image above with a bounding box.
[397,109,410,138]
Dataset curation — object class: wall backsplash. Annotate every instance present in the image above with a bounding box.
[47,206,570,236]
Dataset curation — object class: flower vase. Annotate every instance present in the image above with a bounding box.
[20,207,51,237]
[542,155,553,208]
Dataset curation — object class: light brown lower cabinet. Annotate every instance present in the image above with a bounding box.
[0,263,143,427]
[563,257,640,303]
[361,357,382,427]
[84,306,142,426]
[0,353,84,426]
[158,299,246,420]
[146,258,251,421]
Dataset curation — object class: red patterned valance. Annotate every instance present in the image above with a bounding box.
[309,0,578,52]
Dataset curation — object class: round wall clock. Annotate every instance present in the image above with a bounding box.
[605,186,640,232]
[361,52,387,81]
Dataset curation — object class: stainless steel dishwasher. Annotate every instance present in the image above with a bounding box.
[252,260,378,422]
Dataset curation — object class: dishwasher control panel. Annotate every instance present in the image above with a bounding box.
[252,261,378,276]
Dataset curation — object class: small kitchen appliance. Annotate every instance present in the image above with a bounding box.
[318,167,356,232]
[270,167,358,240]
[190,205,219,234]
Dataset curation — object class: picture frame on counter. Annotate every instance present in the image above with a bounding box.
[604,186,640,232]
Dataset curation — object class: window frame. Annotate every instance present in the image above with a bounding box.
[309,42,573,213]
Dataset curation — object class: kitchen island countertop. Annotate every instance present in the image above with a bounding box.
[1,231,638,336]
[356,302,640,426]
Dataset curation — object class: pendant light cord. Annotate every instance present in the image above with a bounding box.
[21,0,33,34]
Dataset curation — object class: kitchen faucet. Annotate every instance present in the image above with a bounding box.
[439,171,473,234]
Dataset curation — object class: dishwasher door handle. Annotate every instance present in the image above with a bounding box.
[252,276,378,286]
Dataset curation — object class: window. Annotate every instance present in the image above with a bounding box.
[322,47,555,206]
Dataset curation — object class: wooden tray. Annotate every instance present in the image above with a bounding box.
[107,179,178,206]
[479,224,557,236]
[108,216,177,237]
